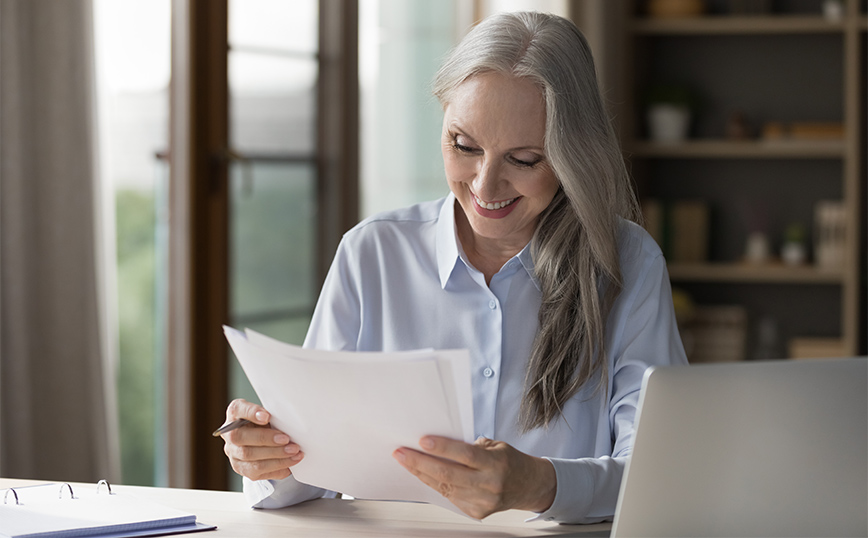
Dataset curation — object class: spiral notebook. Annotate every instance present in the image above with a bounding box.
[0,481,215,538]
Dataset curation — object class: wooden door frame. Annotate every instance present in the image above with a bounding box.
[167,0,230,490]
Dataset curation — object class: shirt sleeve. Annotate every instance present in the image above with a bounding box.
[243,476,336,509]
[303,235,362,351]
[531,247,688,524]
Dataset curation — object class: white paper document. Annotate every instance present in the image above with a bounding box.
[223,326,474,512]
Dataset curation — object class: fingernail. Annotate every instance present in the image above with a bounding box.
[290,453,304,461]
[284,444,298,454]
[393,450,406,463]
[255,411,268,423]
[420,437,434,450]
[274,434,290,445]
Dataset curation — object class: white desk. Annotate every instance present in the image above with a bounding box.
[0,478,611,537]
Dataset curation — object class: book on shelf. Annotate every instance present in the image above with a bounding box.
[642,198,709,264]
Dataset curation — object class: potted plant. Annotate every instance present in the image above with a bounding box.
[644,84,698,144]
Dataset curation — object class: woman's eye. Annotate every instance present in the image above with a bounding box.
[452,136,478,154]
[510,155,541,168]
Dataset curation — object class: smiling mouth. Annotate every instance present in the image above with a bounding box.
[473,193,518,210]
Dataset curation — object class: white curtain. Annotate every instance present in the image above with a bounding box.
[0,0,120,482]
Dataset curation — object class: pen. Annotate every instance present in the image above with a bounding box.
[212,418,251,437]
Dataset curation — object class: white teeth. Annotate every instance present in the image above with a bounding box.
[474,194,516,210]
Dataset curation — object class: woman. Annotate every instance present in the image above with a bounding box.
[221,12,687,524]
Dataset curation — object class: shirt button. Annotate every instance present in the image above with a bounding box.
[483,367,494,378]
[488,299,497,310]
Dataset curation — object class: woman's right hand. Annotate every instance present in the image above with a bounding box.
[220,399,305,481]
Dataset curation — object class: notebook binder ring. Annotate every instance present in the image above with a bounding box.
[3,488,18,505]
[96,480,113,495]
[58,483,74,499]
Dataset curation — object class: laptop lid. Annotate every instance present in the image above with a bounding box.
[611,358,867,538]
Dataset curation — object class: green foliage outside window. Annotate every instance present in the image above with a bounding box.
[115,188,157,486]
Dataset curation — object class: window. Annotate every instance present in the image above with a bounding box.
[167,0,358,490]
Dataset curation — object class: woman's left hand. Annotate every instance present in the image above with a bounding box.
[392,436,557,519]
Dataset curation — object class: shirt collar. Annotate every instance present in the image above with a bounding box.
[435,193,541,291]
[436,193,461,289]
[516,242,541,291]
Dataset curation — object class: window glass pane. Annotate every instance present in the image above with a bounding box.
[229,0,317,54]
[359,0,463,218]
[229,162,317,320]
[94,0,170,487]
[479,0,568,16]
[229,52,317,154]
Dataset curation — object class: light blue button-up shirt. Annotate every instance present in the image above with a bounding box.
[243,193,687,523]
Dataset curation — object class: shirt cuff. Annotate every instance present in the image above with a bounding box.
[242,475,331,509]
[527,456,622,524]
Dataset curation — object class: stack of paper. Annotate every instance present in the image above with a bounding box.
[223,327,474,511]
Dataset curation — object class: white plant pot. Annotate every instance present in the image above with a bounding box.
[647,104,691,143]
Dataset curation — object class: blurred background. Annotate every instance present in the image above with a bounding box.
[0,0,864,493]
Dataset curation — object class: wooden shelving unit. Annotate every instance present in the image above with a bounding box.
[628,139,846,159]
[631,15,846,34]
[666,263,844,284]
[610,0,865,359]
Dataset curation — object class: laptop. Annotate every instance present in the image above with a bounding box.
[611,357,868,538]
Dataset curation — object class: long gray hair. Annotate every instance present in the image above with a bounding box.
[432,12,640,431]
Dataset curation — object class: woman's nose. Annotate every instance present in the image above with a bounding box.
[473,158,503,201]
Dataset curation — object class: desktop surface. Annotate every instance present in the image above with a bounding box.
[0,478,611,538]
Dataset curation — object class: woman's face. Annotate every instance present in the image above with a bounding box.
[442,71,559,254]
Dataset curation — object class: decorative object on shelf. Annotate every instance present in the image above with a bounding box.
[780,223,807,266]
[728,0,772,14]
[670,201,709,262]
[761,121,844,141]
[788,337,846,359]
[644,85,697,143]
[725,110,753,140]
[822,0,844,21]
[789,121,844,140]
[814,200,846,269]
[647,0,706,18]
[642,198,709,262]
[761,121,786,140]
[647,105,691,143]
[744,231,771,264]
[688,305,747,363]
[752,316,782,360]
